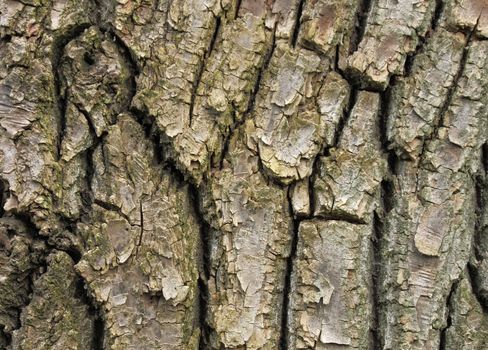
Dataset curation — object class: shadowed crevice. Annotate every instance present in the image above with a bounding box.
[468,143,488,312]
[349,0,372,54]
[0,178,8,217]
[189,184,213,350]
[189,16,222,127]
[403,0,446,76]
[0,216,47,347]
[439,280,458,350]
[332,87,358,147]
[73,276,105,350]
[279,189,302,350]
[432,16,480,141]
[52,24,92,161]
[217,22,278,170]
[291,0,305,47]
[234,0,243,19]
[371,212,383,350]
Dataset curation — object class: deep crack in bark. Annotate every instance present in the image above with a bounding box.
[280,189,302,350]
[52,24,91,160]
[349,0,372,54]
[439,280,458,350]
[189,16,221,127]
[291,0,305,47]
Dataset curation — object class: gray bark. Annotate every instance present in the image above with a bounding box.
[0,0,488,349]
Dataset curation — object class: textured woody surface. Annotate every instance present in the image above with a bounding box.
[1,0,488,349]
[288,220,374,349]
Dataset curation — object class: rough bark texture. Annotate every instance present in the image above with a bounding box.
[1,0,488,349]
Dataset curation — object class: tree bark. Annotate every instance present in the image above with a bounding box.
[1,0,488,349]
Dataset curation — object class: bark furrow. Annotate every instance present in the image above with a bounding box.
[1,1,488,349]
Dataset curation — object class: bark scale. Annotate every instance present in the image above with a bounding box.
[0,0,488,349]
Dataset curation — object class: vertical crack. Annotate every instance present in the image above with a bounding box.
[0,178,8,217]
[433,29,474,136]
[52,24,91,160]
[371,212,383,350]
[368,77,397,350]
[349,0,372,54]
[332,87,358,147]
[217,22,278,168]
[432,0,445,31]
[244,22,277,116]
[439,281,458,350]
[291,0,305,47]
[280,189,301,350]
[73,276,105,350]
[189,16,221,127]
[92,314,105,350]
[403,0,445,76]
[234,0,243,19]
[188,185,212,350]
[135,200,144,258]
[468,143,488,311]
[370,177,395,350]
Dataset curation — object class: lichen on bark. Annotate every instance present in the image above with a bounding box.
[1,0,488,349]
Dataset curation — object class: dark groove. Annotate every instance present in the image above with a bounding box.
[473,174,486,262]
[72,276,105,350]
[105,29,139,105]
[217,107,236,170]
[189,16,221,127]
[130,107,166,165]
[245,23,277,115]
[432,0,445,30]
[371,212,383,350]
[93,199,133,224]
[280,191,301,350]
[93,315,105,350]
[217,23,278,169]
[234,0,243,19]
[52,24,91,160]
[197,277,210,350]
[307,155,323,218]
[482,143,488,173]
[403,0,445,76]
[291,0,305,47]
[135,200,144,258]
[0,178,8,217]
[439,280,458,350]
[349,0,372,54]
[332,87,358,147]
[379,78,393,146]
[187,185,212,350]
[468,143,488,311]
[73,102,98,137]
[378,78,400,177]
[334,44,340,71]
[139,200,144,247]
[433,24,476,140]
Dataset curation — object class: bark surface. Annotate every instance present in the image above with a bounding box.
[0,0,488,349]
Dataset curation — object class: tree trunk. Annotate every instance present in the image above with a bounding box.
[1,0,488,349]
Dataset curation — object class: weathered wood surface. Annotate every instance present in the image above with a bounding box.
[0,0,488,349]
